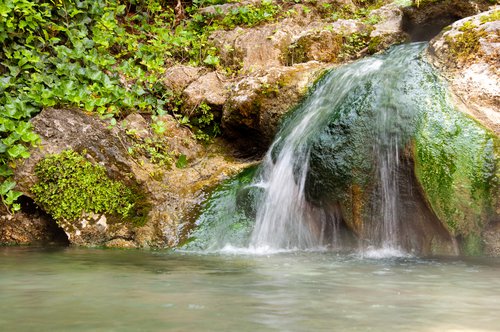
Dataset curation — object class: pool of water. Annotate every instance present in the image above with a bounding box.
[1,247,499,331]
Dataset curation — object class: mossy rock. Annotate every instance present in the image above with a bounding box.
[31,149,150,227]
[182,166,258,250]
[414,100,500,253]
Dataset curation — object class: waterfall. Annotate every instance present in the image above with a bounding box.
[187,42,468,254]
[249,43,429,251]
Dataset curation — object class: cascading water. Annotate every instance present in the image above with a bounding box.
[249,43,429,251]
[186,41,496,255]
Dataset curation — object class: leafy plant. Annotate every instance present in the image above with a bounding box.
[128,136,175,167]
[0,0,240,210]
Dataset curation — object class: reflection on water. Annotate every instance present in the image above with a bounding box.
[1,247,500,331]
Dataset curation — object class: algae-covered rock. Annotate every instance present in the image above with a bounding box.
[183,166,259,251]
[422,7,500,255]
[414,75,500,256]
[300,44,457,254]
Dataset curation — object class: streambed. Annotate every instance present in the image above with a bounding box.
[1,247,499,331]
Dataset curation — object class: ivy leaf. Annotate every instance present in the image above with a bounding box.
[0,180,16,196]
[203,54,220,67]
[10,203,21,212]
[21,131,38,143]
[0,165,13,177]
[176,154,188,169]
[5,190,22,205]
[7,144,28,158]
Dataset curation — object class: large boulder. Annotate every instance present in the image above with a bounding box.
[427,7,500,135]
[222,62,329,153]
[4,108,250,248]
[421,7,500,255]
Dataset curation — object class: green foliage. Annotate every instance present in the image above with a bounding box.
[340,32,372,59]
[176,154,188,169]
[31,150,147,225]
[190,102,221,142]
[128,135,174,167]
[323,0,384,22]
[0,0,389,211]
[462,233,484,256]
[1,0,257,209]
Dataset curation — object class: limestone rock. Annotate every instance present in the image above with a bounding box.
[60,213,135,247]
[183,71,229,111]
[427,7,500,135]
[211,25,290,71]
[155,114,203,161]
[0,203,66,245]
[198,1,263,17]
[287,20,367,64]
[483,221,500,256]
[210,16,320,71]
[6,108,251,248]
[11,108,151,247]
[123,113,150,139]
[222,62,329,152]
[105,238,137,249]
[402,0,493,41]
[369,3,409,52]
[163,65,204,94]
[14,108,139,192]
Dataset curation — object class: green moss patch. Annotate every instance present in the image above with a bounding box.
[414,93,500,244]
[31,150,149,226]
[445,21,487,62]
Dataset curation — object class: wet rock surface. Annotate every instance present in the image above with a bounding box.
[3,108,250,248]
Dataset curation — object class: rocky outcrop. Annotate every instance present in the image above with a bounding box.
[222,62,329,152]
[3,108,250,248]
[0,200,68,246]
[420,7,500,255]
[402,0,493,41]
[163,65,204,94]
[427,7,500,135]
[182,71,229,111]
[212,3,410,153]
